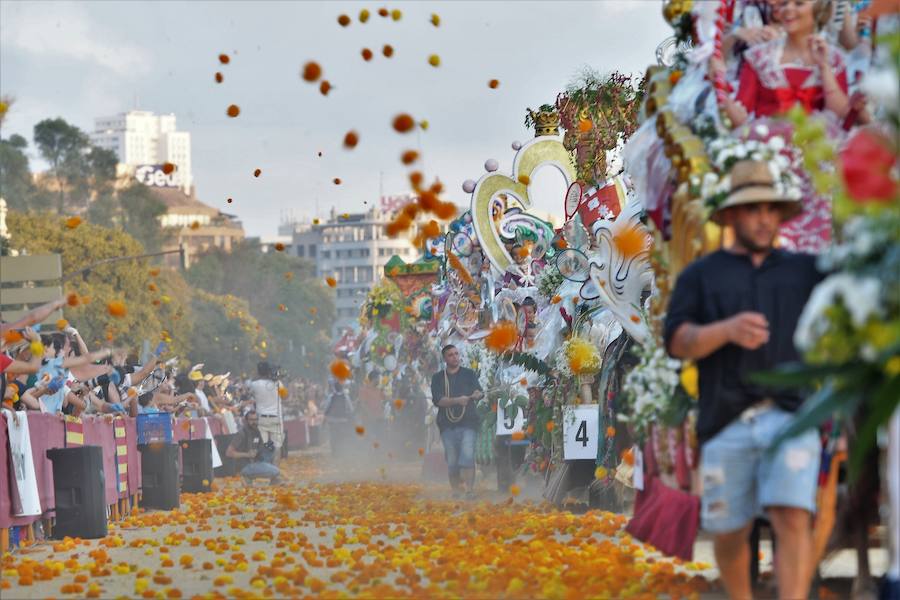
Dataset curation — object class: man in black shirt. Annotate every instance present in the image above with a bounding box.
[665,160,824,600]
[430,344,483,498]
[226,410,281,486]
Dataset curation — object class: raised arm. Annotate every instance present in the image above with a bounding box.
[3,328,43,375]
[0,298,66,335]
[61,347,113,369]
[4,355,42,375]
[811,36,850,119]
[129,359,161,388]
[66,327,89,356]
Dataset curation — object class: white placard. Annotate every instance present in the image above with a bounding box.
[633,445,644,491]
[563,404,599,460]
[4,410,42,516]
[221,411,238,435]
[495,402,526,436]
[203,418,223,469]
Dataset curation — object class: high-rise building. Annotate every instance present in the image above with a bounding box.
[90,110,192,194]
[277,195,425,334]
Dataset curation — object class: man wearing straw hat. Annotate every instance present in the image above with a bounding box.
[665,160,825,600]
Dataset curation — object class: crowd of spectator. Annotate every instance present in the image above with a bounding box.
[2,298,325,431]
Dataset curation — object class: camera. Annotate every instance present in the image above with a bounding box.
[256,440,276,463]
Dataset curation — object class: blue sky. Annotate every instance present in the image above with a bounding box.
[0,1,670,236]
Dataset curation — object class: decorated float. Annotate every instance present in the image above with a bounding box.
[343,0,898,571]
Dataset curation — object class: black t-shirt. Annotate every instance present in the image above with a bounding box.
[229,425,263,468]
[430,367,482,431]
[663,249,824,445]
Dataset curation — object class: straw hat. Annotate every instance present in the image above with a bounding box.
[711,160,802,225]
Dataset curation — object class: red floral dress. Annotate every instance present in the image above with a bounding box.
[733,38,849,254]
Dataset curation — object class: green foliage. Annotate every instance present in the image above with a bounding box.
[6,211,193,362]
[2,115,158,242]
[556,70,643,185]
[0,134,35,211]
[186,242,334,379]
[508,351,551,377]
[190,290,267,378]
[90,182,170,253]
[33,117,91,213]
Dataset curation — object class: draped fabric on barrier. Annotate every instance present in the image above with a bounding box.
[0,413,64,528]
[4,412,41,517]
[0,413,308,528]
[284,418,309,450]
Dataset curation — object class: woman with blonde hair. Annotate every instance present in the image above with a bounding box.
[716,0,851,125]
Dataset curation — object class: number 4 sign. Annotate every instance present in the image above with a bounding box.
[496,402,526,435]
[563,404,599,460]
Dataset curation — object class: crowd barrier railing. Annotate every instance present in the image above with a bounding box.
[0,412,310,553]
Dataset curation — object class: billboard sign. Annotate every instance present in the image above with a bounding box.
[135,164,182,188]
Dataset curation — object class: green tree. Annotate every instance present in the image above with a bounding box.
[85,182,169,253]
[0,133,35,211]
[33,117,90,213]
[118,183,169,253]
[190,291,269,378]
[85,191,119,229]
[186,242,335,379]
[6,211,193,361]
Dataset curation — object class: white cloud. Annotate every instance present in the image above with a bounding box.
[0,1,151,77]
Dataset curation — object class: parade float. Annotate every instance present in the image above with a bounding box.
[341,255,441,454]
[344,0,898,566]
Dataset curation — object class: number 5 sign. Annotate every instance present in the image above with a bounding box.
[496,402,526,436]
[563,404,599,460]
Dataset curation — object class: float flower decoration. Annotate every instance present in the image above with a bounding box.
[535,263,564,301]
[562,336,602,377]
[619,330,694,442]
[555,69,645,185]
[355,279,410,397]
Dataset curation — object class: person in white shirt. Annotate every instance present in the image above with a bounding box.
[249,362,285,464]
[193,378,212,413]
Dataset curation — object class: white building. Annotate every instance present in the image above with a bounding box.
[280,197,423,334]
[90,110,192,194]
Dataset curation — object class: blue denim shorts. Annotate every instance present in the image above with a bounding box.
[241,461,281,481]
[440,427,476,470]
[700,406,820,533]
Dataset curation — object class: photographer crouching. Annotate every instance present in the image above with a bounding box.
[226,410,282,486]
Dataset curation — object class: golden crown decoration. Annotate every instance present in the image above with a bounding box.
[527,106,561,137]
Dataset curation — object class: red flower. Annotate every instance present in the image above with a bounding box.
[841,129,897,203]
